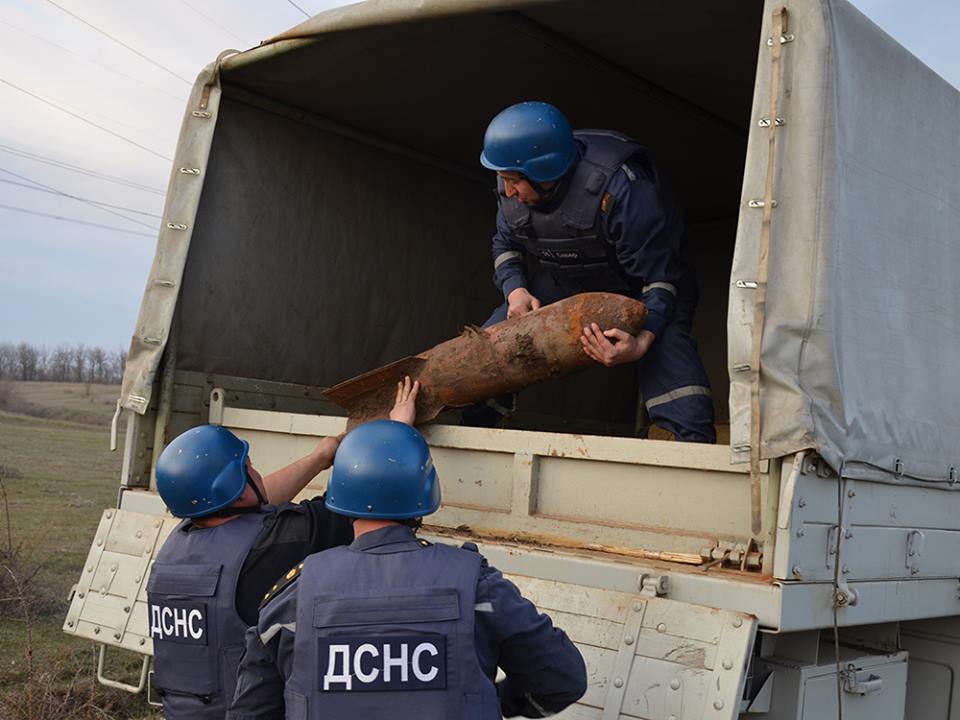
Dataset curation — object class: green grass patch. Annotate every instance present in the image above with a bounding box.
[0,403,157,718]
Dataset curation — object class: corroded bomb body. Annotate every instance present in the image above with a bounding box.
[324,292,647,426]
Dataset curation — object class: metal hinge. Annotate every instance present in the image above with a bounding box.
[702,542,763,572]
[843,668,883,695]
[826,525,844,570]
[736,280,759,289]
[748,199,778,208]
[758,117,786,127]
[639,573,668,597]
[766,33,795,46]
[834,579,860,608]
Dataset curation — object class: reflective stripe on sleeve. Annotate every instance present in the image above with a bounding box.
[641,281,678,296]
[474,602,494,613]
[645,385,712,410]
[259,622,296,645]
[619,163,637,182]
[494,250,523,269]
[526,692,554,718]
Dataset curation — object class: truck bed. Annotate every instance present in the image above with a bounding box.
[205,392,778,569]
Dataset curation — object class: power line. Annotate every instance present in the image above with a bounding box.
[42,0,193,85]
[0,19,187,103]
[54,94,176,146]
[0,203,156,238]
[0,165,155,230]
[175,0,249,46]
[285,0,311,19]
[0,143,166,195]
[0,179,162,219]
[0,77,172,162]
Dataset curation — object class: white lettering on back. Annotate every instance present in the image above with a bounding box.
[173,607,188,637]
[188,609,204,640]
[353,643,380,684]
[412,642,439,682]
[382,643,409,684]
[161,607,174,637]
[323,645,353,691]
[150,605,162,638]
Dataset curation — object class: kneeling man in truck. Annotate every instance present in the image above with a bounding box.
[469,101,715,443]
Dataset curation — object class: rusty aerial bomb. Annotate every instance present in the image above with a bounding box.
[324,292,647,427]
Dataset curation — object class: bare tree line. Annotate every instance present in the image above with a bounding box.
[0,342,126,384]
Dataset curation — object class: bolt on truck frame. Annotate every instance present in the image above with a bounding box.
[64,1,960,718]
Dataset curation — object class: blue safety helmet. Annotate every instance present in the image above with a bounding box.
[156,425,251,518]
[480,101,577,183]
[326,420,440,520]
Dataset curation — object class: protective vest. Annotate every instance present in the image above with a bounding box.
[284,536,498,719]
[147,509,272,718]
[499,129,649,296]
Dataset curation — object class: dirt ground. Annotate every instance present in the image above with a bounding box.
[0,382,156,719]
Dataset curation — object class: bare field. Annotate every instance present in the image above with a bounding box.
[0,384,155,719]
[0,381,121,426]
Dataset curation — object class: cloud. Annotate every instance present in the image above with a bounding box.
[1,0,351,347]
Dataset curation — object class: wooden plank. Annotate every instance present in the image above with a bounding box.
[174,371,344,417]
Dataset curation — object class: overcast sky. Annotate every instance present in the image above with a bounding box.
[1,0,957,351]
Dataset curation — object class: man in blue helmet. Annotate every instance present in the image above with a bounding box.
[470,101,715,443]
[228,419,587,719]
[148,378,421,718]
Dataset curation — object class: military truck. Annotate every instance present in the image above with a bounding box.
[63,0,960,717]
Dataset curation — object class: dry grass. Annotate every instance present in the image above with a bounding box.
[0,385,156,718]
[0,382,121,426]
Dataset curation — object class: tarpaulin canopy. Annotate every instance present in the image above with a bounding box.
[728,0,960,484]
[122,0,761,434]
[121,0,960,484]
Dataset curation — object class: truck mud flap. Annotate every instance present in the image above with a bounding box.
[509,574,757,719]
[63,508,179,668]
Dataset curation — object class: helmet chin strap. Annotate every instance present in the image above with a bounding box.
[525,167,570,205]
[529,147,579,204]
[526,176,548,197]
[246,470,268,505]
[204,504,265,518]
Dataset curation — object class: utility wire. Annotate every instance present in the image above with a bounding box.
[0,77,172,162]
[0,203,156,238]
[0,143,165,196]
[175,0,249,46]
[0,179,162,219]
[54,94,176,146]
[285,0,311,19]
[0,165,156,230]
[0,19,187,103]
[42,0,192,85]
